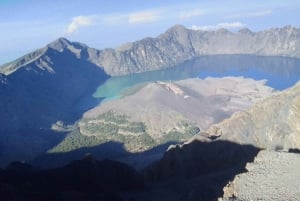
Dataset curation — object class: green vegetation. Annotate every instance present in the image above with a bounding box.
[81,111,146,136]
[49,129,102,153]
[49,111,200,154]
[121,122,146,133]
[85,122,119,135]
[50,111,155,153]
[164,125,200,142]
[98,111,128,124]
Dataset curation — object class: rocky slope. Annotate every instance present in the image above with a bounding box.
[2,25,300,76]
[204,81,300,150]
[138,81,300,200]
[220,150,300,201]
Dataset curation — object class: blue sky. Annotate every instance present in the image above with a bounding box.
[1,0,300,64]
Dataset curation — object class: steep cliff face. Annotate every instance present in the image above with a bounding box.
[205,81,300,150]
[2,25,300,76]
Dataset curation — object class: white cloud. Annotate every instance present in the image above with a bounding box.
[248,10,272,17]
[65,10,162,33]
[101,14,127,25]
[179,9,204,19]
[66,15,94,34]
[226,9,272,18]
[191,22,246,31]
[128,10,161,24]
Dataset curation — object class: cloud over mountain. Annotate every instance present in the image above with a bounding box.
[179,8,204,19]
[191,22,246,30]
[66,15,94,34]
[128,10,162,24]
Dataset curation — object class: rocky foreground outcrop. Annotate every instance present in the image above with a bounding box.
[220,150,300,201]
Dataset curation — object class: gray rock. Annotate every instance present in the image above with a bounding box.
[220,150,300,201]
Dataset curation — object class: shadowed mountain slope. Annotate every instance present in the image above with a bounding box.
[0,158,144,201]
[0,39,109,166]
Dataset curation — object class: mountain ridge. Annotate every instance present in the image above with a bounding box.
[2,25,300,76]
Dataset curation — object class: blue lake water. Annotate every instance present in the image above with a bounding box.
[93,55,300,102]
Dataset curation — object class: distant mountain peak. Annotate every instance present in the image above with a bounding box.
[47,37,72,52]
[238,28,253,35]
[215,28,232,34]
[283,25,296,30]
[165,24,188,33]
[52,37,71,44]
[282,25,299,33]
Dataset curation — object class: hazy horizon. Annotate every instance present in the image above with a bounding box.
[1,0,300,64]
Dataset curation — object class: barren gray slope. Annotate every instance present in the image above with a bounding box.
[205,81,300,150]
[221,150,300,201]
